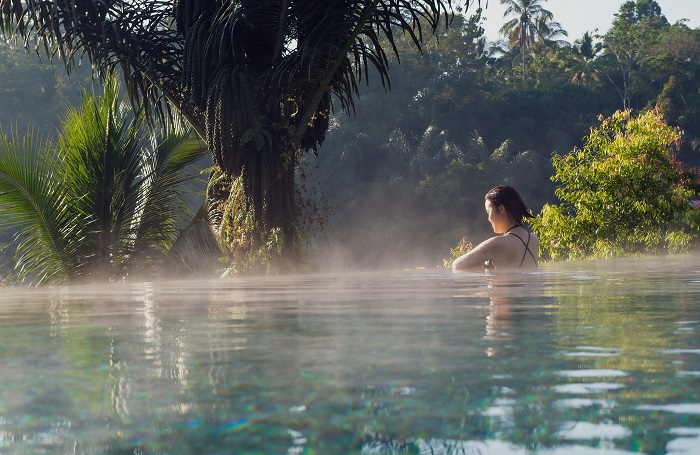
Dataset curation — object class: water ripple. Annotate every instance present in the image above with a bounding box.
[556,421,631,440]
[563,346,622,357]
[661,349,700,355]
[557,369,627,378]
[637,404,700,414]
[552,383,626,394]
[554,398,615,409]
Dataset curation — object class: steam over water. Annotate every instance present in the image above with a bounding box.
[1,254,700,453]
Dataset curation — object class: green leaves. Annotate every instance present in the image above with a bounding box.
[0,76,208,285]
[531,109,700,261]
[240,122,273,152]
[0,128,79,285]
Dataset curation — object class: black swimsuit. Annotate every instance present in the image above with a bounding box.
[507,231,538,268]
[484,225,538,271]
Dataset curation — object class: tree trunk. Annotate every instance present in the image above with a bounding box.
[207,131,301,273]
[242,141,298,243]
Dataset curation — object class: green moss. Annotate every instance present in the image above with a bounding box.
[208,167,291,275]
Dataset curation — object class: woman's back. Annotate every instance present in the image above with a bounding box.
[500,226,538,270]
[453,225,538,271]
[451,186,539,272]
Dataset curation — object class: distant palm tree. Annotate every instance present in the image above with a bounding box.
[570,31,602,85]
[499,0,554,73]
[533,16,568,56]
[576,31,603,61]
[0,76,208,285]
[487,39,521,74]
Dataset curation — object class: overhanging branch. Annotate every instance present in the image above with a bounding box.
[292,0,379,148]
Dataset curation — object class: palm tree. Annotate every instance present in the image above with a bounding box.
[0,76,208,285]
[533,16,568,57]
[576,31,603,61]
[570,31,602,85]
[0,0,470,270]
[499,0,554,73]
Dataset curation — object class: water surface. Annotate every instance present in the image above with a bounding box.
[1,255,700,454]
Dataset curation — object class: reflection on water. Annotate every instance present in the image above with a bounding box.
[0,255,700,453]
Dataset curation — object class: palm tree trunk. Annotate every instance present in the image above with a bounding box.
[243,142,297,237]
[207,131,300,271]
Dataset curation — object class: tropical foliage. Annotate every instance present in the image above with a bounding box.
[498,0,566,74]
[530,109,700,261]
[0,0,474,269]
[2,0,700,270]
[0,76,208,285]
[305,0,700,267]
[442,236,474,268]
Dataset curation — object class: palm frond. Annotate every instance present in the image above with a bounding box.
[163,218,223,279]
[56,75,146,274]
[123,116,210,274]
[201,1,464,144]
[0,0,183,124]
[0,128,84,285]
[0,74,207,285]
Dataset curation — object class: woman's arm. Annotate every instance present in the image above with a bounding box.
[451,237,499,271]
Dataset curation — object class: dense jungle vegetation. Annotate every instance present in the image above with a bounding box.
[1,0,700,277]
[305,1,700,268]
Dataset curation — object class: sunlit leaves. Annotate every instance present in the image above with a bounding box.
[531,109,700,261]
[0,76,208,285]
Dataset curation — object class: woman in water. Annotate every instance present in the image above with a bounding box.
[452,185,538,272]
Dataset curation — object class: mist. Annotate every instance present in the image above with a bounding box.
[3,1,700,281]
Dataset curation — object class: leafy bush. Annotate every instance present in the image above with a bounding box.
[442,236,474,268]
[531,109,700,260]
[0,76,207,285]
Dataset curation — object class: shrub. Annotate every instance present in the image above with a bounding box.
[531,109,700,260]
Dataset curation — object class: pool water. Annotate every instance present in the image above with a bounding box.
[1,255,700,454]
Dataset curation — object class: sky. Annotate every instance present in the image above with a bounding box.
[469,0,700,42]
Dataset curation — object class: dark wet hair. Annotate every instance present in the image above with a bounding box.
[484,185,534,224]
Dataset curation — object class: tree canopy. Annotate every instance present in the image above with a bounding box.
[531,109,700,261]
[1,0,481,268]
[2,0,700,271]
[0,76,208,284]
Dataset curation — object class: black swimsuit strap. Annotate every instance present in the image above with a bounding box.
[504,224,521,234]
[508,232,538,268]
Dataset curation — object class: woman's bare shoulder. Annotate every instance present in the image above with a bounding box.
[473,235,510,251]
[452,236,504,271]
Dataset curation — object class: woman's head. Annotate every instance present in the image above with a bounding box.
[484,185,534,225]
